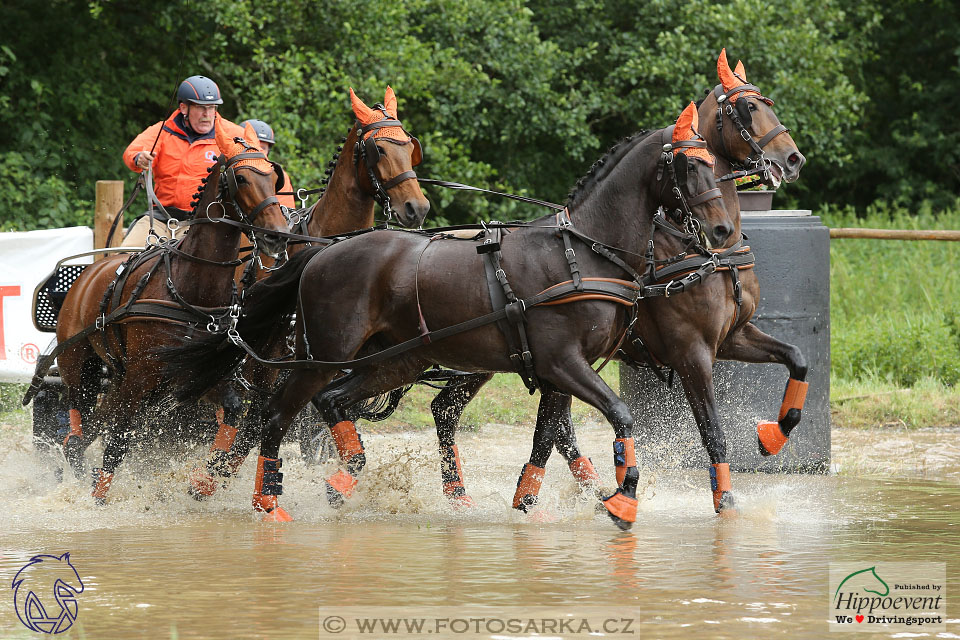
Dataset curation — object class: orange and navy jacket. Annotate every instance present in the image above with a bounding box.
[123,111,244,211]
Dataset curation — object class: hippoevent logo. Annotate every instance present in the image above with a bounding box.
[11,553,85,634]
[829,562,945,633]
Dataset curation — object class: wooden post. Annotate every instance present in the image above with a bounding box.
[94,180,124,258]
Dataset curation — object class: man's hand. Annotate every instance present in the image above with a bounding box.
[135,151,156,169]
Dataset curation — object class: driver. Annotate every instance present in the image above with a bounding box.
[118,75,245,247]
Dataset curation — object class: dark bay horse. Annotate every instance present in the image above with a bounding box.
[25,118,289,505]
[430,49,810,515]
[160,102,736,526]
[187,87,430,503]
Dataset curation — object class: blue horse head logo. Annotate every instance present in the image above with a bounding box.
[11,553,84,634]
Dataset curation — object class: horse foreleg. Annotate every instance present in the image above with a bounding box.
[673,349,734,514]
[717,322,809,456]
[433,373,490,508]
[542,360,638,530]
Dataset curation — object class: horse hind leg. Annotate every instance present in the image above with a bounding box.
[187,384,248,499]
[314,357,427,509]
[540,358,639,530]
[432,372,491,509]
[60,357,103,480]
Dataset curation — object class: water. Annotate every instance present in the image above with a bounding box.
[1,419,958,639]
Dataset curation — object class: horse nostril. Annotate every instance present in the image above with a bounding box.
[787,151,805,169]
[713,225,731,244]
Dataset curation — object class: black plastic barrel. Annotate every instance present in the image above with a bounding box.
[621,209,830,473]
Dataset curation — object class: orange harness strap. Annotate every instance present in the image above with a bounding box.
[778,378,809,421]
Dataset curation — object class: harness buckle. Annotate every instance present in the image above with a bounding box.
[664,280,683,298]
[564,247,577,261]
[95,314,106,330]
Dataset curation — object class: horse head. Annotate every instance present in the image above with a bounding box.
[664,102,734,249]
[700,48,806,187]
[214,117,289,257]
[350,86,430,227]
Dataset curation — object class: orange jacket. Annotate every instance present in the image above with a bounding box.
[277,167,296,209]
[124,111,244,211]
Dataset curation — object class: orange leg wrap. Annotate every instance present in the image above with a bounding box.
[613,438,636,486]
[92,468,114,504]
[441,445,475,507]
[512,463,545,510]
[710,463,732,513]
[252,456,292,521]
[602,491,638,524]
[63,408,83,447]
[568,456,600,486]
[212,422,239,453]
[330,420,364,460]
[326,469,358,498]
[778,378,809,422]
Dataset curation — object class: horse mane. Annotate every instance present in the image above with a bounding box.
[565,130,654,209]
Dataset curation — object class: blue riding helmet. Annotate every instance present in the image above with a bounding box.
[177,75,223,105]
[240,119,276,145]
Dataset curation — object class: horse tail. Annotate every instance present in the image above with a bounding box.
[156,246,326,401]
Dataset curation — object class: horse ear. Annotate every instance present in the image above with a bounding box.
[734,60,747,83]
[350,87,378,126]
[717,48,745,92]
[672,102,699,144]
[242,122,260,149]
[59,552,71,562]
[384,86,398,119]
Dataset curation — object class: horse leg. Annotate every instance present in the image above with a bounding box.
[511,387,565,512]
[717,322,808,456]
[314,358,427,508]
[549,394,601,491]
[89,383,140,506]
[672,349,734,514]
[187,384,247,499]
[60,357,102,479]
[256,369,340,521]
[541,359,638,530]
[432,372,491,508]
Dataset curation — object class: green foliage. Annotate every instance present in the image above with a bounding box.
[0,0,878,230]
[824,202,960,386]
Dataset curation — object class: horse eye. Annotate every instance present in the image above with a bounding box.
[235,174,247,185]
[748,102,757,111]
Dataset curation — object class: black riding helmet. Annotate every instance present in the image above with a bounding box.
[177,75,223,105]
[240,119,276,145]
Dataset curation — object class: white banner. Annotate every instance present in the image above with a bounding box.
[0,227,93,383]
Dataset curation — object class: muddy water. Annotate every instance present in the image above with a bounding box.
[1,419,958,639]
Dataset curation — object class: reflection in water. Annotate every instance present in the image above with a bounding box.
[0,421,958,638]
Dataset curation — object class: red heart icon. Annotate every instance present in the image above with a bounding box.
[856,615,864,623]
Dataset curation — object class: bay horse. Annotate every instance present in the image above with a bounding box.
[429,49,809,516]
[22,118,289,505]
[159,102,737,527]
[186,87,430,504]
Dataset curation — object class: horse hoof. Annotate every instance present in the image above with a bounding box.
[262,506,293,522]
[714,491,736,514]
[757,421,788,456]
[607,512,634,531]
[94,497,106,507]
